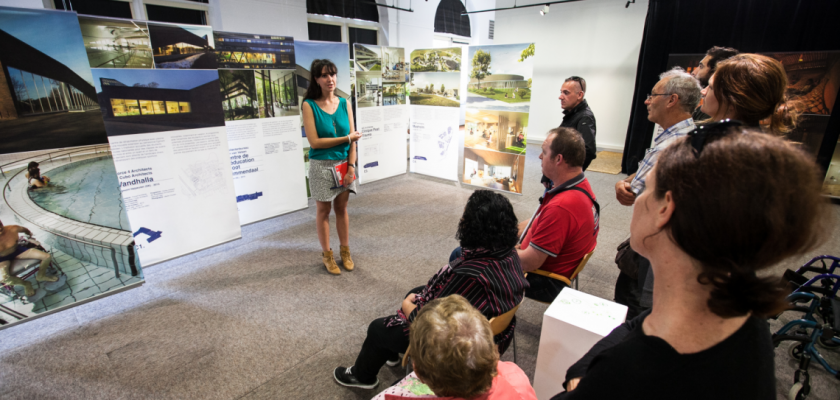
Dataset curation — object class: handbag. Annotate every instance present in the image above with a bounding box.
[615,238,642,280]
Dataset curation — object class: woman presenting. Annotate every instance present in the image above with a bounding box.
[301,59,362,275]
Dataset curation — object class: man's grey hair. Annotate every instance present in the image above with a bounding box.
[659,67,702,113]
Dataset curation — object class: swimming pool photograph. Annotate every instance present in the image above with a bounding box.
[0,144,144,328]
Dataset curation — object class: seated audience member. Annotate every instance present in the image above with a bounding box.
[25,161,50,189]
[690,46,739,120]
[701,53,798,134]
[518,128,598,303]
[371,295,537,400]
[334,190,528,390]
[554,123,830,399]
[613,68,701,319]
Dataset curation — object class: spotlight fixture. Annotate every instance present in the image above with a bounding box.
[540,4,550,15]
[625,0,635,8]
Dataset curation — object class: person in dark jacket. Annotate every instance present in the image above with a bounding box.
[558,76,596,171]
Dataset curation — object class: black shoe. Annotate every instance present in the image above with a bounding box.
[333,366,379,389]
[385,354,403,367]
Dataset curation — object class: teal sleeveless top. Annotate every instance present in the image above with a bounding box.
[305,97,351,160]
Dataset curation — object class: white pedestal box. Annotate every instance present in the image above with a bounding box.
[532,288,628,400]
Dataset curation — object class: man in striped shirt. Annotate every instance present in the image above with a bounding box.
[613,68,701,319]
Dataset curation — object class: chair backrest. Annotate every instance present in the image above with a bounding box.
[488,297,524,336]
[569,250,595,280]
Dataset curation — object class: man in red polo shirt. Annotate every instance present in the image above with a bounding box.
[518,127,599,302]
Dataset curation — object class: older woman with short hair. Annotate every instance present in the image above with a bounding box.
[372,295,537,400]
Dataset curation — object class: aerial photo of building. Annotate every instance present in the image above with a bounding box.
[79,16,153,69]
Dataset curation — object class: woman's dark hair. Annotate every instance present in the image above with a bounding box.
[654,129,830,317]
[303,59,338,101]
[710,53,797,133]
[456,190,519,250]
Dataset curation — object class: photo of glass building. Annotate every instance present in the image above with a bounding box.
[0,8,106,154]
[215,31,295,70]
[255,69,298,117]
[78,16,153,69]
[219,69,257,120]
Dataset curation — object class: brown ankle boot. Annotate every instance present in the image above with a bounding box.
[340,245,354,271]
[322,250,341,275]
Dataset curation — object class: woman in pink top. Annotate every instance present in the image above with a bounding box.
[372,295,537,400]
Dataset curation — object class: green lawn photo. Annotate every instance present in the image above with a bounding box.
[468,87,531,103]
[409,94,460,107]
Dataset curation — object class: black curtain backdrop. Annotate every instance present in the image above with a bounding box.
[622,0,840,175]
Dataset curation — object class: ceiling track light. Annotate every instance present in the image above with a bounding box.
[625,0,635,8]
[461,0,583,15]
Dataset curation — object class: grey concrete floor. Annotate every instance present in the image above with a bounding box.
[1,143,838,399]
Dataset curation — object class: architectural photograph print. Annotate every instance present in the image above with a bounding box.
[0,142,144,327]
[383,83,406,106]
[295,40,351,99]
[78,16,153,69]
[409,72,460,107]
[0,7,107,155]
[410,47,461,72]
[356,72,382,108]
[466,43,535,113]
[463,147,525,194]
[354,43,382,72]
[214,31,295,70]
[148,23,216,69]
[382,46,406,82]
[219,69,298,120]
[465,108,528,155]
[92,69,225,136]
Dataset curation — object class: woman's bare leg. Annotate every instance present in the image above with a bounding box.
[334,191,350,247]
[315,200,332,252]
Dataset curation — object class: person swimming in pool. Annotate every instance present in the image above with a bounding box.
[0,219,57,298]
[25,161,50,189]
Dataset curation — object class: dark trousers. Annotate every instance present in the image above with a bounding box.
[582,154,594,171]
[525,273,568,303]
[613,256,651,321]
[353,285,425,383]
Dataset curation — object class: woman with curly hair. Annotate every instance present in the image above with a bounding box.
[333,190,528,390]
[556,122,830,399]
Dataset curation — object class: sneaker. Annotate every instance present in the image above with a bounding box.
[333,366,379,389]
[385,354,404,367]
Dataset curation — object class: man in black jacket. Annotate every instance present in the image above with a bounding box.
[558,76,597,170]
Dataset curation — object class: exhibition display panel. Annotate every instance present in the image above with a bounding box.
[215,31,308,224]
[353,44,409,184]
[86,16,242,267]
[462,43,534,194]
[0,7,143,328]
[408,47,462,181]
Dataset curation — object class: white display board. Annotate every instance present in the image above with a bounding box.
[108,127,241,264]
[353,44,409,184]
[532,288,627,400]
[408,47,463,181]
[215,31,307,224]
[91,39,243,266]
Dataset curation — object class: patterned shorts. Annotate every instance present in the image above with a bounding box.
[308,158,358,202]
